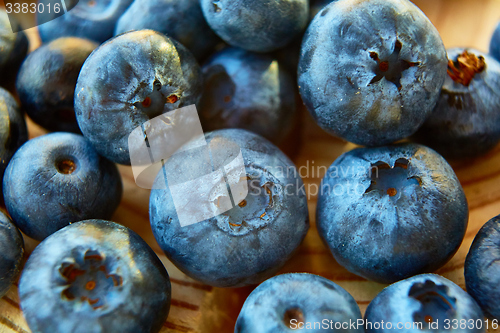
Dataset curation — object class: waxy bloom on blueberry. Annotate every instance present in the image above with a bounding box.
[75,30,203,165]
[235,273,363,333]
[317,143,468,283]
[0,210,24,298]
[298,0,447,146]
[19,220,171,333]
[413,49,500,159]
[365,274,484,333]
[150,129,309,287]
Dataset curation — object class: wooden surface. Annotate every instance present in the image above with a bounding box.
[2,1,500,332]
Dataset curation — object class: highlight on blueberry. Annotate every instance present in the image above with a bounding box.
[19,220,171,333]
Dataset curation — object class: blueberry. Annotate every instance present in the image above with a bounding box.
[490,21,500,63]
[16,37,98,133]
[0,210,24,297]
[199,48,297,144]
[114,0,220,61]
[150,129,309,287]
[37,0,133,44]
[0,87,28,193]
[317,143,468,283]
[465,214,500,320]
[0,9,29,90]
[365,274,484,333]
[413,49,500,159]
[235,273,363,333]
[75,30,203,165]
[19,219,171,333]
[298,0,447,146]
[309,0,337,20]
[3,132,123,241]
[200,0,309,53]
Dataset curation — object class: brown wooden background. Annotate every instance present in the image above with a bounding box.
[2,0,500,332]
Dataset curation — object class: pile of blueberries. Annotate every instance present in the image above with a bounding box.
[1,0,500,332]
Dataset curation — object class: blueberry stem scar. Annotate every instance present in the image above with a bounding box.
[447,50,486,86]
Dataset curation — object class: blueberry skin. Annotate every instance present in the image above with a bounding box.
[413,49,500,159]
[199,48,297,144]
[317,143,468,284]
[465,215,500,320]
[114,0,220,60]
[200,0,309,53]
[3,132,123,241]
[365,274,484,333]
[298,0,447,146]
[150,129,309,288]
[490,21,500,63]
[16,37,98,133]
[37,0,133,44]
[0,211,24,298]
[0,87,28,192]
[75,30,203,165]
[235,273,363,333]
[19,220,171,333]
[0,10,29,90]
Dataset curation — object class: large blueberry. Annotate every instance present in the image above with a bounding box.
[75,30,203,165]
[465,215,500,320]
[0,10,29,90]
[114,0,220,60]
[3,132,122,241]
[298,0,447,146]
[37,0,133,44]
[19,220,171,333]
[199,48,297,144]
[235,273,363,333]
[200,0,309,53]
[413,49,500,159]
[365,274,484,333]
[490,21,500,63]
[0,210,24,297]
[0,87,28,192]
[317,143,468,283]
[16,37,98,133]
[150,129,309,287]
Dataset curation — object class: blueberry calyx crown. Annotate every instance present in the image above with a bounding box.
[214,164,283,236]
[135,79,180,119]
[59,249,123,310]
[365,158,421,199]
[369,40,420,91]
[447,50,486,86]
[409,280,457,325]
[56,158,77,174]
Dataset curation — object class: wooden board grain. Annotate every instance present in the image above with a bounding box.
[2,1,500,332]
